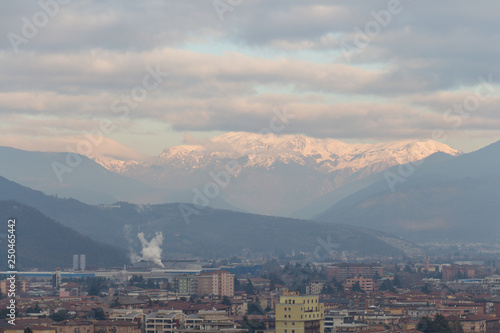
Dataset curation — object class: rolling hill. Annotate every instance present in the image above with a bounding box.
[315,140,500,243]
[0,175,420,259]
[0,201,128,270]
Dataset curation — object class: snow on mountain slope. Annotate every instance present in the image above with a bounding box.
[89,154,141,173]
[90,132,461,216]
[123,132,460,173]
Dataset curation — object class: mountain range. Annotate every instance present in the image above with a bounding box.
[91,132,460,216]
[0,200,128,270]
[315,140,500,243]
[0,175,420,269]
[0,146,161,205]
[1,134,498,250]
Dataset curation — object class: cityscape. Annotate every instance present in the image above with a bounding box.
[4,251,500,333]
[1,1,500,333]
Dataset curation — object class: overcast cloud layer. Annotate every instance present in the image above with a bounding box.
[1,0,499,156]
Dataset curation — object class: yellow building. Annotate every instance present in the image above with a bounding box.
[275,291,324,333]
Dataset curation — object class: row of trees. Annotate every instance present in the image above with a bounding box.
[417,314,464,333]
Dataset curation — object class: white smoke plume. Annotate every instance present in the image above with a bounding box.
[137,232,165,268]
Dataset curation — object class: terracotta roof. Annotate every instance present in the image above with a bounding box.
[462,314,499,322]
[95,321,139,327]
[6,325,57,331]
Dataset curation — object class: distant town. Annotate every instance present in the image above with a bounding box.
[3,249,500,333]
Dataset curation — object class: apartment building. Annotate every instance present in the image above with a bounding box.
[327,264,383,282]
[275,292,324,333]
[145,311,186,333]
[344,276,375,292]
[196,270,234,297]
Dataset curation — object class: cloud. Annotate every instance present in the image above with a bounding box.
[0,0,499,153]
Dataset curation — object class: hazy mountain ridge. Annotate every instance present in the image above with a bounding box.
[90,132,461,216]
[315,140,500,243]
[0,146,162,205]
[98,132,461,174]
[0,201,128,270]
[0,175,419,259]
[0,134,460,216]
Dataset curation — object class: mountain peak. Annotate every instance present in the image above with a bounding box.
[97,132,461,174]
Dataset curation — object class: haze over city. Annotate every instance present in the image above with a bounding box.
[1,1,500,333]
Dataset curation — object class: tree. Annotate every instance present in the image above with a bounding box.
[50,310,69,322]
[110,297,121,308]
[332,278,344,293]
[417,316,433,332]
[379,279,396,292]
[417,314,453,333]
[448,318,464,333]
[221,296,231,306]
[321,284,336,295]
[129,275,146,287]
[421,283,432,294]
[245,279,255,295]
[234,276,243,292]
[269,279,275,291]
[87,277,108,296]
[267,271,284,289]
[26,303,42,313]
[433,314,452,333]
[92,308,106,320]
[241,315,266,333]
[454,271,466,281]
[146,279,155,289]
[350,282,364,293]
[393,275,402,288]
[247,302,265,316]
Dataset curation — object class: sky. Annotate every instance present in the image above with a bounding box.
[1,0,499,160]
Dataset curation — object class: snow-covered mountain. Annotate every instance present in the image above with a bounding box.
[99,132,459,173]
[92,132,461,216]
[166,132,459,171]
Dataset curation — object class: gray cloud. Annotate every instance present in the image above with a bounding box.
[0,0,499,154]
